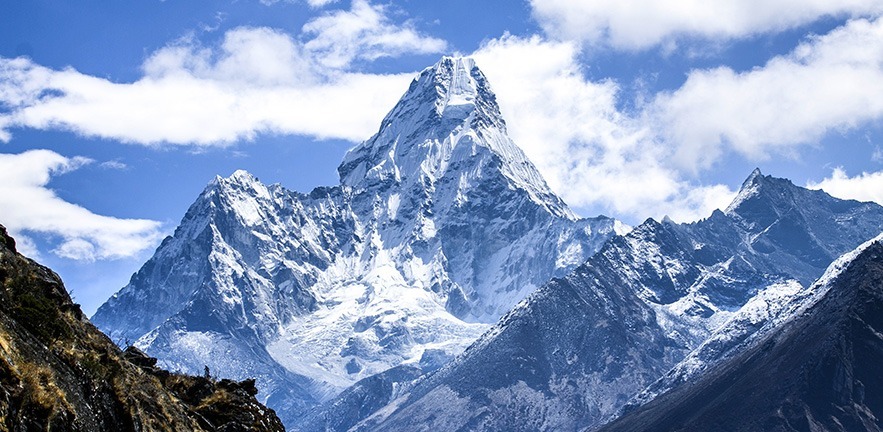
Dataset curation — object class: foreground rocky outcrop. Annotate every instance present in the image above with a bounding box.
[0,224,284,431]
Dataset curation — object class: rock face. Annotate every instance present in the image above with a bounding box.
[354,170,883,432]
[0,224,284,431]
[91,56,623,427]
[600,235,883,432]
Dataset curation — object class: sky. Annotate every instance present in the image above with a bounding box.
[2,0,883,316]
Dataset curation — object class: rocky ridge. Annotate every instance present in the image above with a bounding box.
[0,224,284,431]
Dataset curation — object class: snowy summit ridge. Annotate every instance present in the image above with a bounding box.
[92,56,621,428]
[339,56,573,219]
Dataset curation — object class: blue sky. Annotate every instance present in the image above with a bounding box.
[2,0,883,315]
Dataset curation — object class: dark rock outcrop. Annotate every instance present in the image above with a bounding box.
[0,224,285,431]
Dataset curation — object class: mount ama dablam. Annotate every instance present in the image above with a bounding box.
[93,56,883,431]
[92,57,624,427]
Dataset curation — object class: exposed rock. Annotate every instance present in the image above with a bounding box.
[0,224,284,431]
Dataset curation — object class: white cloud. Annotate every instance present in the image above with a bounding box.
[303,0,447,69]
[0,0,446,146]
[0,35,408,145]
[530,0,883,50]
[649,17,883,172]
[260,0,338,7]
[807,168,883,205]
[0,150,163,261]
[473,34,736,222]
[306,0,338,7]
[99,160,128,170]
[13,4,881,228]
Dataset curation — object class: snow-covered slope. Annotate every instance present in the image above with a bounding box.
[355,170,883,432]
[91,56,622,427]
[600,234,883,432]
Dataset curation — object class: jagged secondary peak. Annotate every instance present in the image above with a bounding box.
[724,168,765,213]
[338,55,573,218]
[200,169,275,224]
[723,168,818,229]
[210,169,266,193]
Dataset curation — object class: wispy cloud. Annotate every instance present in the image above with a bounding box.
[529,0,883,50]
[649,17,883,171]
[303,0,447,68]
[0,150,163,261]
[99,160,128,170]
[0,0,445,146]
[306,0,339,7]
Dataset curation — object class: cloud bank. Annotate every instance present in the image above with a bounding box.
[808,168,883,204]
[650,17,883,171]
[3,4,883,225]
[0,0,446,146]
[473,35,736,222]
[0,150,163,261]
[530,0,883,49]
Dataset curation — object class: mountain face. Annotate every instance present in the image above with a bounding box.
[354,170,883,432]
[600,234,883,432]
[91,56,623,427]
[0,224,284,431]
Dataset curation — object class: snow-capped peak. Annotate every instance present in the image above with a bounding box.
[93,56,629,428]
[337,56,573,219]
[209,169,264,192]
[431,56,480,115]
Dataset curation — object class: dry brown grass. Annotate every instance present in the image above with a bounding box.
[18,362,72,415]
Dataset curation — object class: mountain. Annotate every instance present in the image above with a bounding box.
[0,224,284,431]
[354,169,883,432]
[91,56,624,427]
[600,234,883,432]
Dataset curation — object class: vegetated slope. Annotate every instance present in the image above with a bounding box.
[354,170,883,432]
[600,235,883,432]
[92,56,623,427]
[0,224,284,431]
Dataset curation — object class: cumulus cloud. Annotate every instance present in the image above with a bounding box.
[303,0,447,68]
[473,34,736,222]
[807,168,883,205]
[0,0,445,146]
[0,54,410,145]
[0,150,164,261]
[649,17,883,171]
[530,0,883,50]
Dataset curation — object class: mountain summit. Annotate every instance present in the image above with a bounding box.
[338,56,569,218]
[92,56,623,427]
